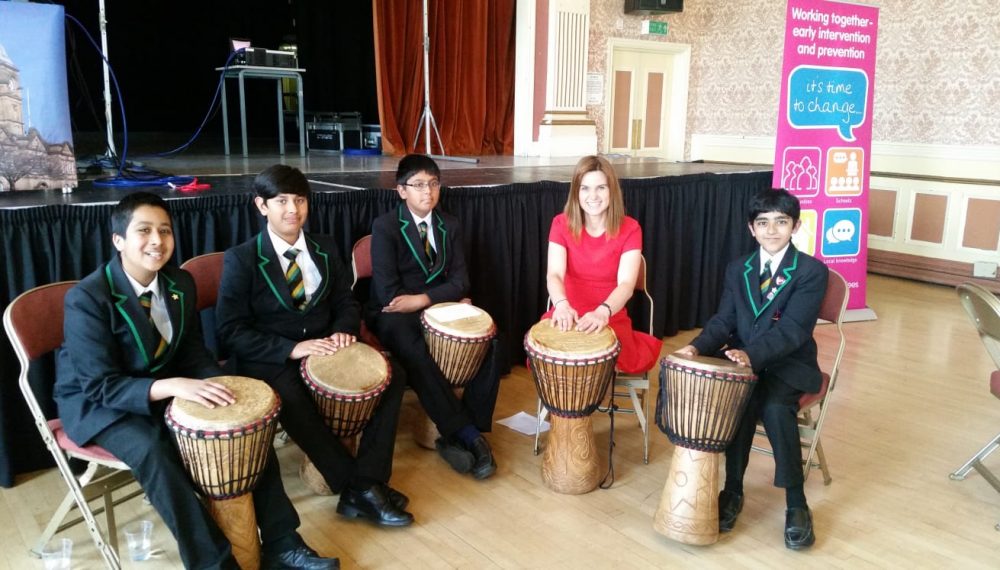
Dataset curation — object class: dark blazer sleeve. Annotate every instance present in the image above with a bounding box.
[216,246,298,364]
[61,284,155,416]
[691,261,740,356]
[743,258,828,371]
[424,215,470,304]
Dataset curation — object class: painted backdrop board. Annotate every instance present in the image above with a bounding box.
[0,2,76,191]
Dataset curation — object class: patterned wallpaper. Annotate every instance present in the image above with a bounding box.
[586,0,1000,155]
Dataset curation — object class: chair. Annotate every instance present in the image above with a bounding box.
[180,252,226,311]
[533,255,655,464]
[750,268,849,485]
[4,282,142,569]
[951,282,1000,529]
[351,235,385,350]
[181,252,227,361]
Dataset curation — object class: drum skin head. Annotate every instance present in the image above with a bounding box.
[526,319,618,359]
[168,375,277,430]
[422,302,495,338]
[663,353,753,375]
[304,343,389,395]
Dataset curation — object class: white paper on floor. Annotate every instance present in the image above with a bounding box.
[497,411,549,436]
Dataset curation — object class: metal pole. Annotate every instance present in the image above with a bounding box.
[422,0,432,156]
[412,0,478,164]
[99,0,116,157]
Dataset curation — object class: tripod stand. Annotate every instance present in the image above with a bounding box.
[410,0,478,164]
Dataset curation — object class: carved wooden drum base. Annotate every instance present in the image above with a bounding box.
[541,415,602,495]
[653,446,720,546]
[208,495,259,570]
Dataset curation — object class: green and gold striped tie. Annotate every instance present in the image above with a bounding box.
[418,221,435,263]
[138,291,169,359]
[284,248,307,310]
[760,259,773,298]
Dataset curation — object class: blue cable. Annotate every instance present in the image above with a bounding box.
[65,13,244,188]
[140,48,244,158]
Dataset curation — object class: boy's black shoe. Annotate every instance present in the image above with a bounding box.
[262,542,339,569]
[435,436,474,474]
[718,490,744,532]
[337,483,414,527]
[784,507,815,550]
[468,435,497,480]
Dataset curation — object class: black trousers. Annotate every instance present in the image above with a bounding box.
[237,355,406,492]
[370,311,500,438]
[725,373,805,489]
[93,412,301,570]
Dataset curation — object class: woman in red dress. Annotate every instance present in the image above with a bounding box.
[543,155,661,373]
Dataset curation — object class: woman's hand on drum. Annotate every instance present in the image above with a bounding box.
[328,332,356,349]
[151,378,236,408]
[551,303,579,332]
[575,309,609,334]
[675,345,699,357]
[290,338,341,359]
[724,349,752,369]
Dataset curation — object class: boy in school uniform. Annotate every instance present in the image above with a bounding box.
[368,154,500,480]
[676,187,828,550]
[55,192,337,570]
[216,165,413,527]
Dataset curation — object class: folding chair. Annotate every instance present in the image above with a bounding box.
[350,234,387,350]
[180,252,225,311]
[750,268,849,485]
[180,252,227,360]
[534,255,656,464]
[4,282,142,569]
[951,282,1000,530]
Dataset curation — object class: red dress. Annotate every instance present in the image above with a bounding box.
[542,213,661,373]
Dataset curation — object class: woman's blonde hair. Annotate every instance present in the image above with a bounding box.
[563,155,625,240]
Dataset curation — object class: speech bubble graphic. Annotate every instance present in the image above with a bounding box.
[825,219,856,243]
[787,65,868,141]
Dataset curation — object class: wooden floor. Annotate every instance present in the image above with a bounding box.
[3,274,999,569]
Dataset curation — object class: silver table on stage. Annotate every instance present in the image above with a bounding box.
[216,65,306,157]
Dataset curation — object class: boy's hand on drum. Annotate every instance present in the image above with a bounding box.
[675,345,699,357]
[383,294,431,313]
[724,349,751,368]
[328,332,356,349]
[290,338,340,359]
[151,378,236,408]
[551,303,578,331]
[575,310,608,334]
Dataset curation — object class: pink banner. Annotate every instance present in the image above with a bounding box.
[773,0,879,310]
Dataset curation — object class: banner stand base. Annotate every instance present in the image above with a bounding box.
[844,307,878,322]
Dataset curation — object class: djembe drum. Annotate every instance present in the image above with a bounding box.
[414,302,496,448]
[298,342,391,495]
[166,375,280,570]
[653,353,757,545]
[525,319,620,494]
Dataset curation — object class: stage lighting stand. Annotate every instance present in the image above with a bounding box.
[410,0,478,164]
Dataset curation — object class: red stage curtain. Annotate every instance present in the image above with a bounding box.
[373,0,515,156]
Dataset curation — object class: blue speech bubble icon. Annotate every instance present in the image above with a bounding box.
[787,66,868,141]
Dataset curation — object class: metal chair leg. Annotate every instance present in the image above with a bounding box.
[950,432,1000,481]
[534,399,547,455]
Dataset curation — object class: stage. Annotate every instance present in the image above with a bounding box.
[0,155,773,486]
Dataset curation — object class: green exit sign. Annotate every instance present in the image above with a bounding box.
[641,20,668,36]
